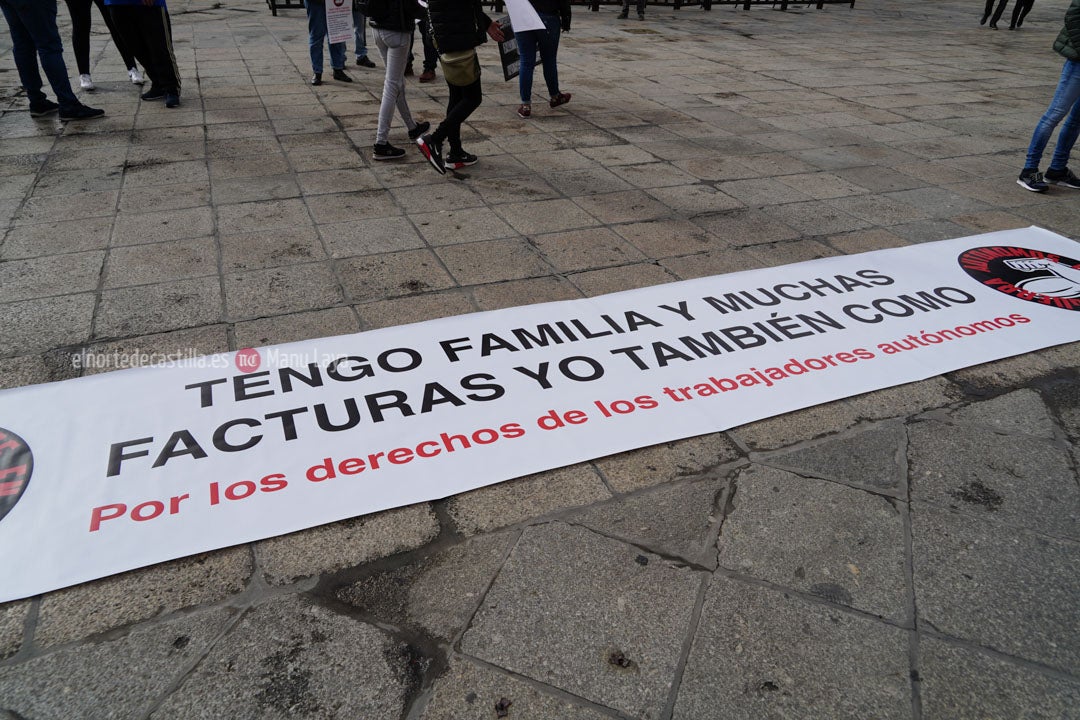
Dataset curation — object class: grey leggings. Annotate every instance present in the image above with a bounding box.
[374,27,417,144]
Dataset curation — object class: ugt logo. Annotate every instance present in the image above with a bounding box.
[0,428,33,523]
[959,246,1080,311]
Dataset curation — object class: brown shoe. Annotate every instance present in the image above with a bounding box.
[418,69,437,83]
[517,103,531,119]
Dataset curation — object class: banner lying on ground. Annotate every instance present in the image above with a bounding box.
[1,227,1079,601]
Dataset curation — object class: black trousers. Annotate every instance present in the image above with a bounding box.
[63,0,135,74]
[984,0,1009,25]
[1011,0,1034,27]
[432,77,482,154]
[107,4,179,92]
[622,0,646,15]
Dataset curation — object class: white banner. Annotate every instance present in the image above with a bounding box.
[1,227,1079,602]
[326,0,354,45]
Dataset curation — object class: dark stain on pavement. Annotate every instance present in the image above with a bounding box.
[949,480,1003,511]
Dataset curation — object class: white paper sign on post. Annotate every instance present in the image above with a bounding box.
[326,0,354,45]
[0,227,1078,603]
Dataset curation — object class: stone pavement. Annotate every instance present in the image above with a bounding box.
[1,0,1079,717]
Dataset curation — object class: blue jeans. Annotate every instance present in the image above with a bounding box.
[1024,59,1080,172]
[305,0,346,73]
[517,13,561,104]
[352,7,367,59]
[374,28,416,144]
[0,0,80,110]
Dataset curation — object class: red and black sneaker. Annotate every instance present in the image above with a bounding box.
[445,150,478,170]
[416,134,446,175]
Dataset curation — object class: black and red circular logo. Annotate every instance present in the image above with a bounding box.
[959,246,1080,311]
[0,428,33,524]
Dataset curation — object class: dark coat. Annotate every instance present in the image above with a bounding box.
[368,0,423,33]
[1053,0,1080,60]
[426,0,492,53]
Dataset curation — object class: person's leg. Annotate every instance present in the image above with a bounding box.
[618,0,629,18]
[1009,1,1022,28]
[0,0,49,105]
[108,4,151,80]
[1048,63,1080,172]
[374,30,413,145]
[990,0,1009,27]
[63,0,91,76]
[436,78,482,154]
[7,0,81,109]
[352,7,368,60]
[1024,61,1080,171]
[93,0,137,69]
[306,0,326,74]
[636,0,645,16]
[1017,0,1034,26]
[516,28,538,104]
[420,19,437,74]
[536,14,561,99]
[981,0,994,23]
[136,5,180,93]
[329,40,346,71]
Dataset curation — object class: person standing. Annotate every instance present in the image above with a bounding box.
[617,0,645,21]
[305,0,353,86]
[1017,0,1080,192]
[62,0,144,90]
[368,0,429,160]
[515,0,571,119]
[104,0,181,107]
[416,0,504,174]
[0,0,104,120]
[352,0,376,68]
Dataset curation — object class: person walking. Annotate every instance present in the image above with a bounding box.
[515,0,571,119]
[617,0,645,21]
[1017,0,1080,192]
[1009,0,1035,29]
[305,0,353,85]
[0,0,104,120]
[62,0,143,90]
[981,0,1009,28]
[416,0,504,174]
[368,0,430,160]
[103,0,181,107]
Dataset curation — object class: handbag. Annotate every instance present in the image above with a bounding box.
[440,48,480,86]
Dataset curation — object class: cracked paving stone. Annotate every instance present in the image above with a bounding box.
[461,522,701,719]
[767,422,906,494]
[151,594,423,719]
[673,576,910,720]
[0,608,235,720]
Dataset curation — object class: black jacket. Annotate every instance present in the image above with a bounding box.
[529,0,571,31]
[1053,0,1080,60]
[369,0,423,33]
[426,0,492,53]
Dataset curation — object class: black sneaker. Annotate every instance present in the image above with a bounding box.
[407,121,430,141]
[445,150,478,169]
[617,10,627,18]
[332,69,353,83]
[1045,167,1080,189]
[416,134,445,175]
[356,56,376,68]
[59,104,105,121]
[165,92,180,108]
[373,142,406,161]
[1017,169,1049,193]
[141,87,167,101]
[29,99,59,117]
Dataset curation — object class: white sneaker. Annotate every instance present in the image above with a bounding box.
[128,67,145,85]
[79,74,95,90]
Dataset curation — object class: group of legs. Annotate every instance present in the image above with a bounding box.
[981,0,1034,29]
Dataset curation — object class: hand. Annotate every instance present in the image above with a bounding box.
[487,21,505,42]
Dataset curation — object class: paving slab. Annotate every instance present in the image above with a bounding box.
[767,421,907,494]
[919,638,1080,720]
[673,575,911,720]
[150,595,418,719]
[462,522,702,719]
[0,607,235,720]
[912,504,1080,674]
[718,464,907,621]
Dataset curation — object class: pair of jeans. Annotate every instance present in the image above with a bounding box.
[432,77,482,155]
[1024,59,1080,172]
[305,0,345,73]
[352,7,367,59]
[0,0,80,110]
[374,28,417,144]
[516,13,561,104]
[63,0,135,74]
